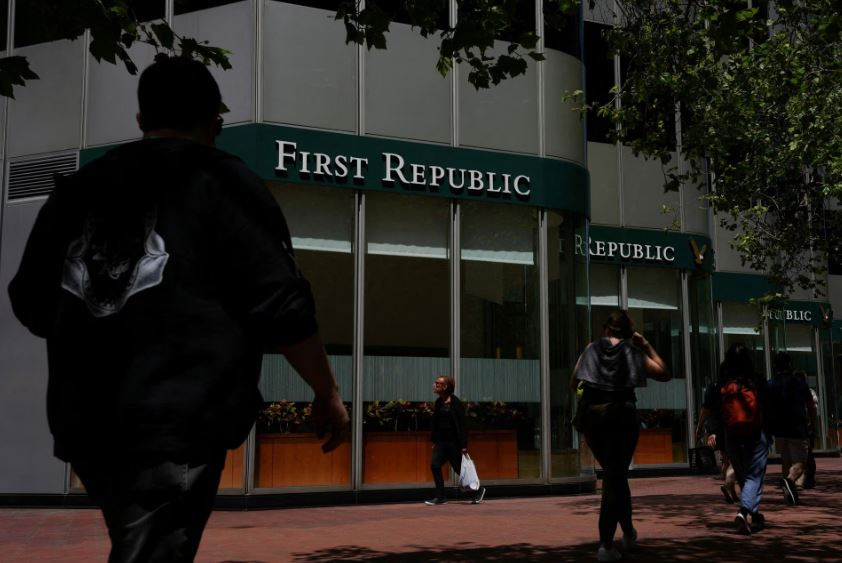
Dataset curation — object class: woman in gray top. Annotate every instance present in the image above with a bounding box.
[572,310,670,562]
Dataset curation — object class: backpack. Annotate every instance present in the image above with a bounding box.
[720,378,762,437]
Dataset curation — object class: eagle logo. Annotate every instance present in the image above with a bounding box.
[690,238,708,265]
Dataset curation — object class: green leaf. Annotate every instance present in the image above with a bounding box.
[150,23,176,50]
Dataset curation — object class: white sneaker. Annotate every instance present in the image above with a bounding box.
[621,528,637,550]
[597,544,622,561]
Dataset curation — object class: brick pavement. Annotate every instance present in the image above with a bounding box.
[2,457,842,562]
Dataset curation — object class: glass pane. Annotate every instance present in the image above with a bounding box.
[689,272,716,448]
[362,193,449,485]
[820,329,838,451]
[832,341,842,451]
[175,0,241,14]
[722,302,766,376]
[589,263,619,341]
[461,202,541,480]
[786,324,824,448]
[548,212,588,477]
[253,184,354,489]
[627,268,687,465]
[544,0,580,58]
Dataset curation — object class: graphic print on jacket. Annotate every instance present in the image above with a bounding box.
[61,208,169,317]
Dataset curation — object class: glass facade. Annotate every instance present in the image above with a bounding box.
[199,187,592,492]
[362,193,450,486]
[460,203,541,480]
[253,183,355,490]
[627,268,687,465]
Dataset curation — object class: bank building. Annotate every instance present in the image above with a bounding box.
[1,0,840,505]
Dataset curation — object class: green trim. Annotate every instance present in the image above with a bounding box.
[81,123,591,216]
[833,320,842,343]
[586,225,713,271]
[711,272,774,302]
[713,273,833,328]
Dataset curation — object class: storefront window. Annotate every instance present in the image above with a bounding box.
[548,212,588,477]
[460,202,541,480]
[362,193,450,485]
[627,268,687,465]
[689,273,716,445]
[589,263,620,336]
[253,183,354,490]
[721,303,766,376]
[820,329,838,450]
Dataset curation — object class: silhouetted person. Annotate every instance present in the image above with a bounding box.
[768,353,817,505]
[572,310,670,562]
[8,55,348,562]
[425,375,486,505]
[709,343,769,535]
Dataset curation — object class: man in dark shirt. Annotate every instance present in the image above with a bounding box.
[768,353,817,505]
[8,55,348,562]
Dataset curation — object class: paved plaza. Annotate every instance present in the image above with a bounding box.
[2,458,842,562]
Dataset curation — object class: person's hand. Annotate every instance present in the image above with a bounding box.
[631,331,649,348]
[462,448,468,454]
[706,434,717,449]
[310,388,350,453]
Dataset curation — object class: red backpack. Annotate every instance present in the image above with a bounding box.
[720,378,762,436]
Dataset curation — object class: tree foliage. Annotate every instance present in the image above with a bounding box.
[337,1,579,89]
[0,0,230,99]
[594,0,842,299]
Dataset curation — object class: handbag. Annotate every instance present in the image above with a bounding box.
[459,453,480,491]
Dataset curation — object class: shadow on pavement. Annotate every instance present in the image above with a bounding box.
[291,533,842,563]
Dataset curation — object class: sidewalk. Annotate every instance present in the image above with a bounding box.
[2,457,841,562]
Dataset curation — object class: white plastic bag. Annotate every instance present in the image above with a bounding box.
[459,453,480,491]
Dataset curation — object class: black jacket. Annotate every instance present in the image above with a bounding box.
[8,138,317,463]
[430,395,468,449]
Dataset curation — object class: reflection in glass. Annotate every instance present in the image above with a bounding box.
[722,302,766,376]
[548,212,589,477]
[460,202,541,480]
[362,194,449,485]
[689,273,716,453]
[627,268,687,465]
[252,183,354,489]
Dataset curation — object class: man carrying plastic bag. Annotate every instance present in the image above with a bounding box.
[425,375,487,505]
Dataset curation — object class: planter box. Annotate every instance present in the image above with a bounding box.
[218,443,246,490]
[633,428,673,465]
[255,433,351,488]
[362,429,518,484]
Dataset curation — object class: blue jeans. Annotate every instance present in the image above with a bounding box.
[725,431,769,514]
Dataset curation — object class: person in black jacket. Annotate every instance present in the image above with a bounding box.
[572,310,670,562]
[426,375,486,505]
[7,55,349,563]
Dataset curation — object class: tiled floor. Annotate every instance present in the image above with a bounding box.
[2,458,841,561]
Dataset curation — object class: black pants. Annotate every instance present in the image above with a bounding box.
[583,401,640,545]
[73,451,226,563]
[431,441,462,497]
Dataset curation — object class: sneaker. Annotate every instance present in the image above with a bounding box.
[621,528,637,550]
[781,478,798,505]
[734,511,751,535]
[596,544,622,561]
[720,484,735,504]
[751,511,766,532]
[424,497,447,505]
[473,486,487,504]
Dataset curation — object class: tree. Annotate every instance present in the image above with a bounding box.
[343,0,842,300]
[589,0,842,300]
[0,0,230,98]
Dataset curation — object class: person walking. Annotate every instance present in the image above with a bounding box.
[710,343,770,535]
[695,365,739,504]
[8,55,349,562]
[572,310,670,562]
[768,354,817,505]
[425,375,486,505]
